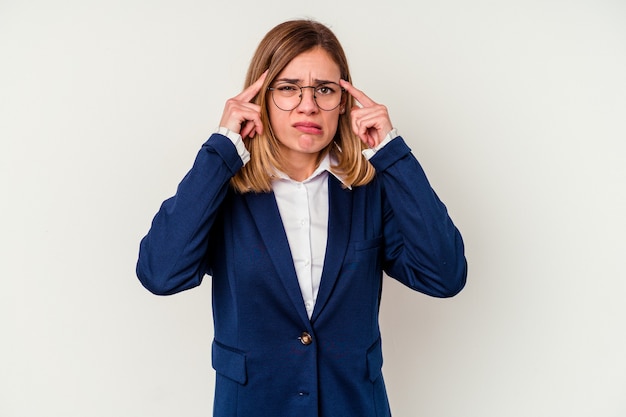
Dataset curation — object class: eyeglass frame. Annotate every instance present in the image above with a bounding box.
[267,81,345,111]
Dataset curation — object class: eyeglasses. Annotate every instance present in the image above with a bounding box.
[267,82,344,111]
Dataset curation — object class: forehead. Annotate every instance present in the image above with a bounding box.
[277,47,341,81]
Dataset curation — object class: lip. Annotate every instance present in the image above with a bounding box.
[293,121,323,134]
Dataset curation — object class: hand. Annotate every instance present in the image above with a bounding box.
[339,79,393,148]
[219,70,268,139]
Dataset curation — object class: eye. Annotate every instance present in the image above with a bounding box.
[275,83,299,94]
[316,84,336,95]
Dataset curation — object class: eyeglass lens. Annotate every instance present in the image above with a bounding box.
[269,82,343,111]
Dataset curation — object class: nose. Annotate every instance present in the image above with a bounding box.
[296,86,318,114]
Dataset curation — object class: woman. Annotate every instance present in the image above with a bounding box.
[137,19,467,417]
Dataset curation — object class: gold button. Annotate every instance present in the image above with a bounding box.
[299,332,312,345]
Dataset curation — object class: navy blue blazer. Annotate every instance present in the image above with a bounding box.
[137,134,466,417]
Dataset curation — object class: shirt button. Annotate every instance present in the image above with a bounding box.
[299,332,313,345]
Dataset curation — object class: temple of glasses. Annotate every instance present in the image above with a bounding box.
[268,82,344,111]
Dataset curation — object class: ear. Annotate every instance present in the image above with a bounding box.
[339,92,348,114]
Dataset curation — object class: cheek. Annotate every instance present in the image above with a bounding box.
[326,113,341,136]
[268,106,285,132]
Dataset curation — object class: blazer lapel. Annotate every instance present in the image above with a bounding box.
[311,176,353,322]
[243,191,310,327]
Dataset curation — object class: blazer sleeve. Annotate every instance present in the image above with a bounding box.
[136,134,242,295]
[369,136,467,297]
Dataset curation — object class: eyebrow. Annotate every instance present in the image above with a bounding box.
[274,78,339,85]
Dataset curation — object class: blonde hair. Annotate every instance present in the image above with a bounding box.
[230,19,376,193]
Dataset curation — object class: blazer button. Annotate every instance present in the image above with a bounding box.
[299,332,313,345]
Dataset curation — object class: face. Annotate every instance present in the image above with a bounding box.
[267,47,343,165]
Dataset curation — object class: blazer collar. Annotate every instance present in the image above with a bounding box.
[311,175,353,322]
[243,191,311,327]
[243,174,353,325]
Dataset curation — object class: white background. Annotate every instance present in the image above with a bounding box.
[1,1,625,416]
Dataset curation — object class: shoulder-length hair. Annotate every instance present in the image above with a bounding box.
[230,19,376,193]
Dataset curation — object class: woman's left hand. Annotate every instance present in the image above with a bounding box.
[339,79,393,148]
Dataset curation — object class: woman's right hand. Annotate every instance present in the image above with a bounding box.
[219,70,268,139]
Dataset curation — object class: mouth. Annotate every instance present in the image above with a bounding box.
[293,122,323,134]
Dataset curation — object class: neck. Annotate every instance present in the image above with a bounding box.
[282,157,318,182]
[277,145,326,182]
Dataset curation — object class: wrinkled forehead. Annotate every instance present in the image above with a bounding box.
[275,47,341,84]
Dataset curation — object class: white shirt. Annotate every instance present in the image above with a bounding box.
[215,127,398,319]
[271,155,349,318]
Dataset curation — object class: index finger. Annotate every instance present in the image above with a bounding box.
[237,70,268,103]
[339,79,376,107]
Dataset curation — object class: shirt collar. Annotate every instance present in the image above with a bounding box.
[273,153,351,189]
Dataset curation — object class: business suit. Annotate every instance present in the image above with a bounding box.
[137,133,466,417]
